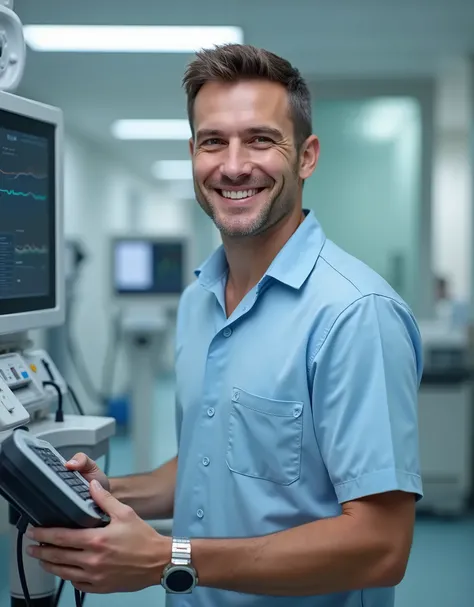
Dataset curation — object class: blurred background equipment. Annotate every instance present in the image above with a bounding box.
[417,321,473,515]
[107,235,190,472]
[0,5,116,604]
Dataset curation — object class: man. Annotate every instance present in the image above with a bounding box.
[27,44,423,606]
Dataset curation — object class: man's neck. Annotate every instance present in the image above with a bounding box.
[222,207,305,314]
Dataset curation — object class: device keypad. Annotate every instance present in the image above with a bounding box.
[31,446,92,501]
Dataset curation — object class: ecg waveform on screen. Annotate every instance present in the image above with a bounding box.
[0,167,48,202]
[15,244,48,255]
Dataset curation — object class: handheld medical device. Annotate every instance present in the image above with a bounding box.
[0,427,110,529]
[0,3,116,607]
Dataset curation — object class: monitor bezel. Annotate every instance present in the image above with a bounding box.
[0,92,64,336]
[110,234,192,305]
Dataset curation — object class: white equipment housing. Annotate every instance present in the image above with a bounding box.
[417,321,473,515]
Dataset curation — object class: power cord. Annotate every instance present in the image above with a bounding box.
[42,381,63,423]
[41,358,64,423]
[17,516,85,607]
[16,515,32,607]
[67,383,85,416]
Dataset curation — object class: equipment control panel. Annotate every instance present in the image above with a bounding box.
[0,354,45,411]
[0,376,30,430]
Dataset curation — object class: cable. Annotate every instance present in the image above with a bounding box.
[42,381,63,423]
[54,580,64,607]
[54,580,85,607]
[41,359,64,423]
[42,358,55,382]
[17,516,85,607]
[66,296,103,408]
[67,383,85,416]
[75,588,85,606]
[16,516,32,607]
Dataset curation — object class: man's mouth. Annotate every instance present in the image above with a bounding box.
[216,188,265,201]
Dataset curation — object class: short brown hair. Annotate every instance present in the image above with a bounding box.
[182,44,312,151]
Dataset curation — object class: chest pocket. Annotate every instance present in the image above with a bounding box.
[225,387,304,485]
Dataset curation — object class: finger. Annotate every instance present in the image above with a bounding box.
[66,453,96,472]
[89,480,132,518]
[27,526,97,548]
[27,546,83,568]
[73,582,95,594]
[40,562,89,584]
[41,564,93,585]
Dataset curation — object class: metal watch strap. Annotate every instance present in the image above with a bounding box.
[171,537,192,566]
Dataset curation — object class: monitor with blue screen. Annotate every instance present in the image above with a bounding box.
[112,237,187,299]
[0,92,64,335]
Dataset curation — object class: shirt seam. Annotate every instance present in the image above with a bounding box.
[308,293,413,368]
[334,468,422,488]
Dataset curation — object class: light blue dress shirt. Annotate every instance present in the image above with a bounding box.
[170,209,423,607]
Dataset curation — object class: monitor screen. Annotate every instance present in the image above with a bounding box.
[113,239,185,296]
[0,108,56,315]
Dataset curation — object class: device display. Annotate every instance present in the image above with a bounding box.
[0,108,56,315]
[113,239,185,295]
[0,430,110,528]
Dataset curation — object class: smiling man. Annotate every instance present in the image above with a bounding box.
[27,44,423,607]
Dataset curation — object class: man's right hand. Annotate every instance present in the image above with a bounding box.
[65,453,110,492]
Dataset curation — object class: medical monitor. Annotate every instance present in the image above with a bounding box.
[0,92,64,336]
[111,236,188,305]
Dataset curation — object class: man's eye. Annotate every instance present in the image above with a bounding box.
[252,136,272,144]
[202,138,222,146]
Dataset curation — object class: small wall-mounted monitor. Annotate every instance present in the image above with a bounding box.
[0,92,64,336]
[111,237,189,305]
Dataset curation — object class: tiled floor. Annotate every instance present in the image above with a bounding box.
[0,378,472,605]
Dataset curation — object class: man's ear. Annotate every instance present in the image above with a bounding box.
[299,135,320,180]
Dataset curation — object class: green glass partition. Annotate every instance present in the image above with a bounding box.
[306,97,421,308]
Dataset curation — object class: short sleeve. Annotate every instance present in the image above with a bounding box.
[311,294,423,504]
[174,287,190,448]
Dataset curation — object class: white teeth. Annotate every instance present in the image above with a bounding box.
[221,189,259,200]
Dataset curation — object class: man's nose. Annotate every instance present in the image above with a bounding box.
[220,143,252,182]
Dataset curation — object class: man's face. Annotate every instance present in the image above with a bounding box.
[189,80,315,239]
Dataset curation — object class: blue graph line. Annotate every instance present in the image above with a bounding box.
[0,189,47,201]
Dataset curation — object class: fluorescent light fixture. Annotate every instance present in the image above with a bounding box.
[111,119,191,140]
[23,25,243,53]
[152,160,193,181]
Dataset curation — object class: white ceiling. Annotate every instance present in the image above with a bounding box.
[12,0,474,184]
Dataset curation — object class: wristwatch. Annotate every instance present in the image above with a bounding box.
[161,537,198,594]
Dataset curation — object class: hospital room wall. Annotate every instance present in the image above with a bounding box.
[431,58,473,304]
[303,71,473,318]
[59,129,201,411]
[305,98,421,311]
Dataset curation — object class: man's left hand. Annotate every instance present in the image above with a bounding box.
[26,480,172,594]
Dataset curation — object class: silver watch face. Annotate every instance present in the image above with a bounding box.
[163,565,197,593]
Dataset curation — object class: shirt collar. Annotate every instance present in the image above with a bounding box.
[195,209,326,291]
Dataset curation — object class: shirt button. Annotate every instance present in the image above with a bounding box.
[223,327,232,338]
[207,407,215,417]
[197,509,204,519]
[232,389,240,401]
[202,457,210,466]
